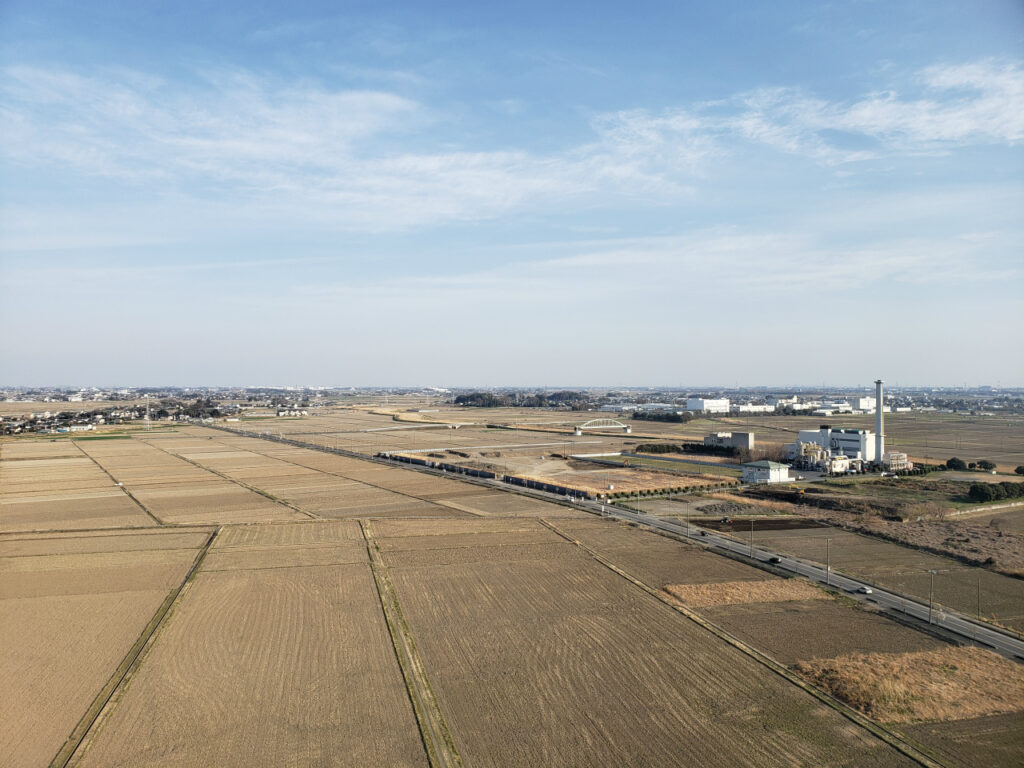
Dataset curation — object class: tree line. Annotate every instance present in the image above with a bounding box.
[968,482,1024,502]
[454,391,587,409]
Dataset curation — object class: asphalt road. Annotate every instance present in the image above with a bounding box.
[595,503,1024,661]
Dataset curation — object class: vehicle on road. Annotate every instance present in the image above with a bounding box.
[856,586,873,594]
[700,530,708,536]
[768,556,781,564]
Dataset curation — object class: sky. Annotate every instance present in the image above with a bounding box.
[1,0,1022,388]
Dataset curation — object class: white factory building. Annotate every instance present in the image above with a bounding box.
[742,461,790,484]
[686,398,730,414]
[734,404,776,414]
[795,426,876,462]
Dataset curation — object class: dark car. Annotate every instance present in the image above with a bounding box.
[768,556,782,564]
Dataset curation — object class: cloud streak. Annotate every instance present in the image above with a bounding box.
[1,59,1021,234]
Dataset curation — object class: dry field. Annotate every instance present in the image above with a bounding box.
[700,600,949,666]
[0,528,205,768]
[73,521,428,768]
[738,525,1024,631]
[552,517,770,588]
[794,646,1024,724]
[375,517,915,768]
[903,711,1024,768]
[0,440,156,532]
[148,430,586,520]
[76,438,301,525]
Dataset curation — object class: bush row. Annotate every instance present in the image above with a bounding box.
[968,482,1024,503]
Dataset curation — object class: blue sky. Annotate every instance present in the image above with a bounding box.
[1,1,1022,387]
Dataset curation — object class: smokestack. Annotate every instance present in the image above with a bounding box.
[874,379,884,463]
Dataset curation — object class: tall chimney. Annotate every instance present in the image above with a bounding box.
[874,379,884,463]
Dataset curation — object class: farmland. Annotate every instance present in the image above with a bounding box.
[702,519,1024,632]
[0,440,156,531]
[3,423,1021,767]
[373,517,915,768]
[73,521,427,768]
[0,528,208,767]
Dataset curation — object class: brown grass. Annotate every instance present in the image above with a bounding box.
[664,579,826,607]
[794,647,1024,724]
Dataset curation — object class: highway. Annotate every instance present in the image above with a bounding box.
[594,502,1024,661]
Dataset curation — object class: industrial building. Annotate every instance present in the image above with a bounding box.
[734,404,775,414]
[742,461,790,484]
[786,379,907,473]
[686,397,730,414]
[787,426,876,470]
[882,452,913,471]
[704,431,755,450]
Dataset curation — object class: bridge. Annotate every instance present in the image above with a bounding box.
[574,418,631,435]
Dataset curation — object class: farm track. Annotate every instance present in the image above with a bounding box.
[52,527,219,768]
[138,438,320,520]
[360,520,463,768]
[537,518,949,768]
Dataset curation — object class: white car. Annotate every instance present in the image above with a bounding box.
[856,586,873,595]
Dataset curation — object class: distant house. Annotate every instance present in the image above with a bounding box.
[742,460,789,484]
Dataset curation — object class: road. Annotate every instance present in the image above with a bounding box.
[595,503,1024,661]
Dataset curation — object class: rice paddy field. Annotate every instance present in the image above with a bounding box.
[3,424,1022,767]
[372,517,915,768]
[73,522,427,768]
[0,528,209,767]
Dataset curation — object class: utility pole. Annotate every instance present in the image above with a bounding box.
[977,572,982,623]
[928,570,936,624]
[825,538,831,587]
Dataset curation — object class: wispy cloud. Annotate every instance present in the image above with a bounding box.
[722,59,1024,162]
[1,59,1020,235]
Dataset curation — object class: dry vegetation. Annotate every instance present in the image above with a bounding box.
[664,578,826,607]
[378,518,915,768]
[795,647,1024,724]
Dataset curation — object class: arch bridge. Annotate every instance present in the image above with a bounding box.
[574,418,631,435]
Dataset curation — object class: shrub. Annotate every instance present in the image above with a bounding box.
[946,457,967,471]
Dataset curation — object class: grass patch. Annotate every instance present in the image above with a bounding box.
[794,646,1024,724]
[664,579,826,607]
